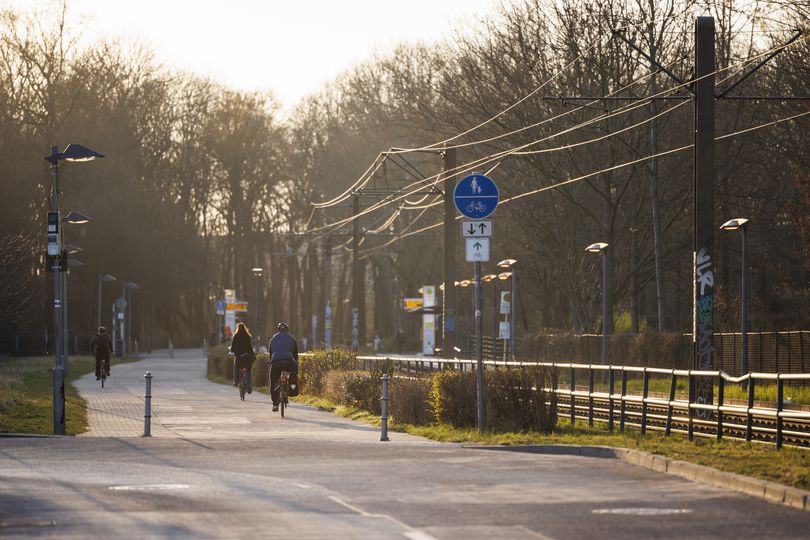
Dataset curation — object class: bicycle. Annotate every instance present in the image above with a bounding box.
[275,370,291,418]
[237,367,250,401]
[466,200,486,213]
[100,369,106,389]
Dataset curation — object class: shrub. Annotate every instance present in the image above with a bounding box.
[342,371,379,413]
[322,369,352,403]
[299,349,360,394]
[430,370,478,428]
[486,367,556,433]
[390,376,431,426]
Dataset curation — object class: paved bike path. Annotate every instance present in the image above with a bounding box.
[74,349,426,443]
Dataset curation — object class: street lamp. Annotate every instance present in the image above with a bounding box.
[497,258,517,361]
[44,143,104,435]
[721,218,750,380]
[97,274,117,328]
[123,282,140,355]
[481,274,498,361]
[252,267,264,346]
[585,242,610,368]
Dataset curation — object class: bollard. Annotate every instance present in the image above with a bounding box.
[144,371,152,437]
[380,373,390,442]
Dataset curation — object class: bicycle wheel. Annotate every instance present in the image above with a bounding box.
[101,372,105,388]
[279,384,286,418]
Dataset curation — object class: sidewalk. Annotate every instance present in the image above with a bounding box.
[74,349,426,443]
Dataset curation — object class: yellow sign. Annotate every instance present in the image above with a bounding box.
[403,298,424,310]
[226,302,248,312]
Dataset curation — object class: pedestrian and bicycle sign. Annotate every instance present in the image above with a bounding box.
[454,174,499,219]
[462,220,493,237]
[466,238,490,262]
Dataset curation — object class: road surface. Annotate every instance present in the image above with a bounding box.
[1,349,807,539]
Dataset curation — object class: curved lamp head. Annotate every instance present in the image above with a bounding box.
[497,258,517,268]
[123,281,140,290]
[252,267,264,276]
[720,218,749,231]
[64,211,93,224]
[498,272,512,280]
[63,243,82,254]
[585,242,609,254]
[482,274,497,282]
[44,144,105,164]
[99,274,117,282]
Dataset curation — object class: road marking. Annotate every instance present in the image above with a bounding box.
[329,496,439,540]
[592,508,693,515]
[109,484,190,491]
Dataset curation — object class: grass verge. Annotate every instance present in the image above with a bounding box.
[294,393,810,491]
[0,355,139,435]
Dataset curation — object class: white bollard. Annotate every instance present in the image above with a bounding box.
[380,374,390,442]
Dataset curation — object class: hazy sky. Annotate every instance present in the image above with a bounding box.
[5,0,502,113]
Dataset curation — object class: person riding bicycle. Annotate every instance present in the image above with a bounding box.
[90,326,113,380]
[268,322,299,411]
[229,322,255,393]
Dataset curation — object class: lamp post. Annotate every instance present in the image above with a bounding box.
[585,243,610,368]
[61,244,82,363]
[497,271,512,362]
[482,273,497,361]
[97,274,117,328]
[497,259,517,361]
[720,218,749,380]
[252,267,264,346]
[44,143,104,435]
[123,282,140,354]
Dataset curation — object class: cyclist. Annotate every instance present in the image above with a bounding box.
[90,326,112,380]
[268,322,299,411]
[229,322,255,393]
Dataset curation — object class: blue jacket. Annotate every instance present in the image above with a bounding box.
[269,331,298,364]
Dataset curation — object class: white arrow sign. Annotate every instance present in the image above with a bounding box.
[461,220,493,238]
[466,238,490,262]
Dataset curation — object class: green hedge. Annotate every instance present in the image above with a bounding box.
[207,343,269,387]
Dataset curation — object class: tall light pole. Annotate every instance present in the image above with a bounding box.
[721,218,749,379]
[98,274,117,328]
[62,244,82,363]
[44,143,104,435]
[252,267,264,346]
[482,273,497,361]
[123,282,140,354]
[586,243,610,368]
[497,259,517,361]
[497,271,512,362]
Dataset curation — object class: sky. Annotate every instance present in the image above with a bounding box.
[4,0,502,114]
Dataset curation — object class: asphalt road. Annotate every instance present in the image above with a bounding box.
[1,350,807,539]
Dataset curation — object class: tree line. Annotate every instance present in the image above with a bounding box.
[0,0,808,353]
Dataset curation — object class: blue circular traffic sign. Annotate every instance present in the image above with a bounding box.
[454,174,499,219]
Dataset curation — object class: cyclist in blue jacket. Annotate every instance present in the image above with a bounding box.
[268,322,299,411]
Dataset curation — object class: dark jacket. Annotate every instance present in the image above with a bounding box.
[269,331,298,364]
[90,333,112,358]
[230,330,254,357]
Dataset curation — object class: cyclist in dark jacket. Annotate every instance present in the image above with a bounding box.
[268,322,299,411]
[230,322,255,393]
[90,326,113,380]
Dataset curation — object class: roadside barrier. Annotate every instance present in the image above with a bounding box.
[356,355,810,449]
[144,371,152,437]
[380,373,390,442]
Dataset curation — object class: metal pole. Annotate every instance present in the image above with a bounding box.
[50,146,66,435]
[144,371,152,437]
[63,269,69,368]
[693,15,716,415]
[741,226,749,378]
[380,373,390,441]
[255,274,260,346]
[601,251,609,367]
[492,280,497,362]
[352,195,363,349]
[474,261,485,430]
[97,277,102,329]
[510,268,516,361]
[442,146,457,359]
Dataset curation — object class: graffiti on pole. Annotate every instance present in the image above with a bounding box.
[694,246,714,418]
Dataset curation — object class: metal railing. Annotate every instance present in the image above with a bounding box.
[354,354,810,449]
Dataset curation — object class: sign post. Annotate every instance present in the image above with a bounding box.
[454,173,499,431]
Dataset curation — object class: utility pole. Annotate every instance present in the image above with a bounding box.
[323,235,333,347]
[693,16,716,420]
[352,195,365,350]
[442,146,457,359]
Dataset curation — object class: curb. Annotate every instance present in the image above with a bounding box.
[473,444,809,513]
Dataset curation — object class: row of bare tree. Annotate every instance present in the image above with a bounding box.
[0,0,808,352]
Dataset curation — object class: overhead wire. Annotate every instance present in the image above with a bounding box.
[306,33,808,244]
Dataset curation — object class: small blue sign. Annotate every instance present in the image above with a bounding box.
[454,174,499,219]
[215,299,226,315]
